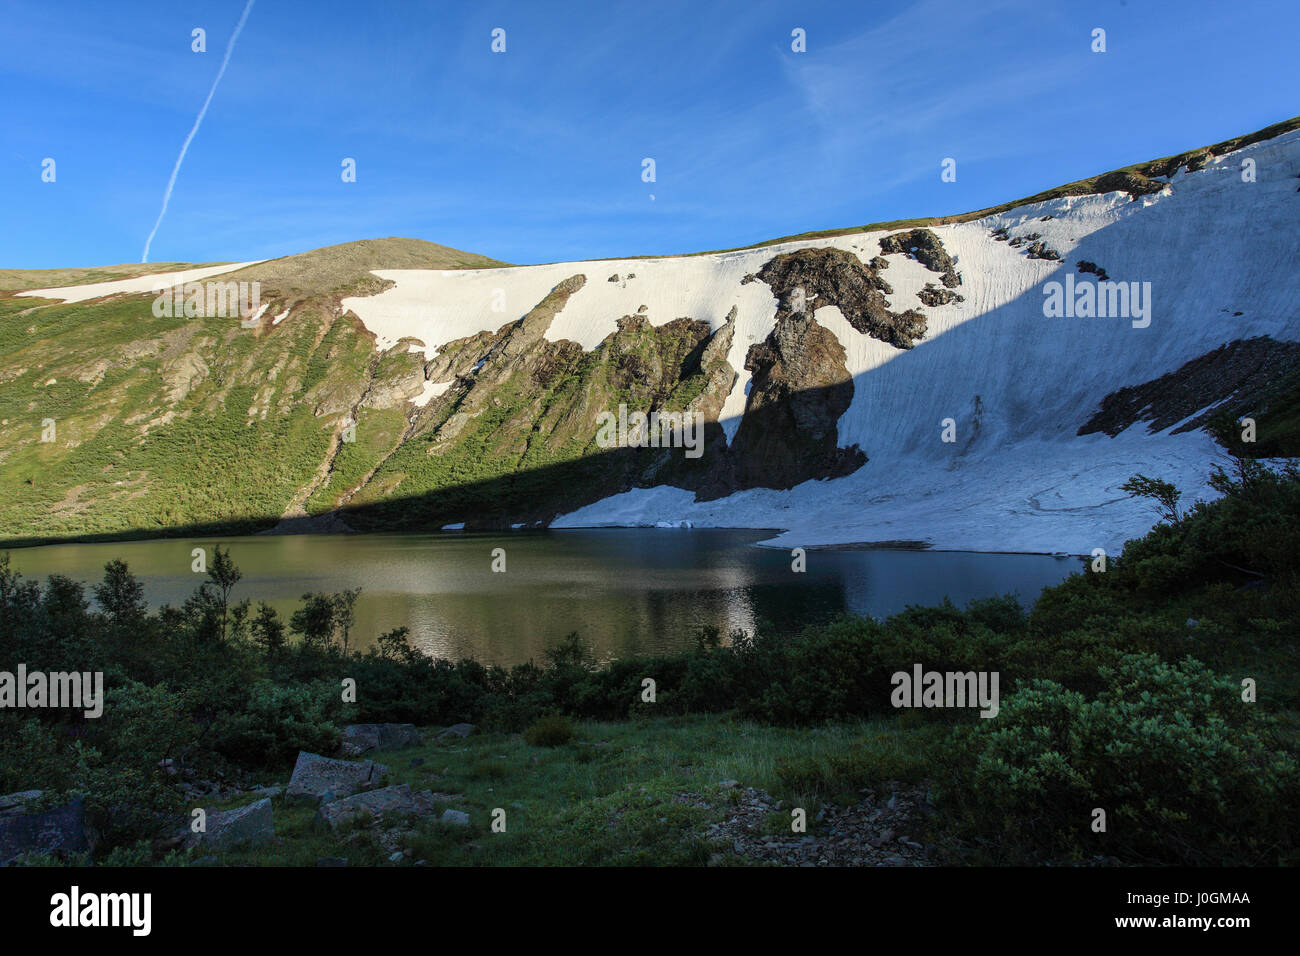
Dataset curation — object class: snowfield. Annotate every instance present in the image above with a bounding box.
[357,130,1300,554]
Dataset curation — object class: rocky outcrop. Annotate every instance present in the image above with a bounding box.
[184,798,275,850]
[878,229,962,289]
[756,246,927,349]
[1024,240,1060,261]
[286,752,387,805]
[702,309,866,498]
[0,794,95,865]
[918,283,964,307]
[1078,336,1300,441]
[1076,260,1110,281]
[313,784,436,831]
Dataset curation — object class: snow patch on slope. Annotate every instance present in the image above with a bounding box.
[304,132,1300,551]
[18,261,267,303]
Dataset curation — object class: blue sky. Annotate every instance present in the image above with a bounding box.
[3,0,1298,268]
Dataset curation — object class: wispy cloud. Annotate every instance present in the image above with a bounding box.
[780,0,1075,188]
[141,0,256,262]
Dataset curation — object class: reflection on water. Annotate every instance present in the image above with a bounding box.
[4,530,1080,666]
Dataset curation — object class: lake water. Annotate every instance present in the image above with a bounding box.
[2,530,1080,666]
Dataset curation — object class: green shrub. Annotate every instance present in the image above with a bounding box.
[209,680,341,767]
[523,713,574,747]
[942,653,1300,865]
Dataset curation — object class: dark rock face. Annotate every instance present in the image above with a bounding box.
[878,229,962,288]
[701,310,865,498]
[918,283,964,307]
[1077,260,1110,281]
[755,246,927,349]
[0,796,94,865]
[1078,336,1300,438]
[1024,241,1061,261]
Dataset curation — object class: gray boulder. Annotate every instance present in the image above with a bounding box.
[185,799,275,851]
[0,796,94,865]
[436,723,476,740]
[0,791,44,817]
[286,752,386,805]
[342,723,422,754]
[440,809,470,827]
[313,785,436,831]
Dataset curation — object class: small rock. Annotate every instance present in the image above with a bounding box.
[0,797,94,864]
[441,809,470,827]
[436,723,476,740]
[185,798,275,851]
[314,785,436,831]
[286,752,384,806]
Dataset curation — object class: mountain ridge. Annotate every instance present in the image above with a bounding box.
[2,116,1298,552]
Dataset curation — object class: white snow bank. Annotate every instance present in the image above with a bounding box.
[410,379,454,407]
[18,261,267,303]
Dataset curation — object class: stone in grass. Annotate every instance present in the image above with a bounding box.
[436,723,476,740]
[440,809,470,827]
[314,785,437,831]
[185,799,275,851]
[317,857,349,867]
[286,752,386,806]
[0,796,94,865]
[342,724,422,754]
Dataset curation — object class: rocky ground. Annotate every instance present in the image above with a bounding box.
[689,782,935,867]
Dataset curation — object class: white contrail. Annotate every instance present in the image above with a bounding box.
[142,0,256,262]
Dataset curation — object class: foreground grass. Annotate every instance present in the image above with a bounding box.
[202,715,940,867]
